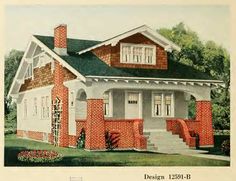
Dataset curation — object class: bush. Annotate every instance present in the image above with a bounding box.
[105,130,120,150]
[77,128,86,149]
[17,150,63,163]
[221,139,230,156]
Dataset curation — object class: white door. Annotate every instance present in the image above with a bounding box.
[125,92,142,119]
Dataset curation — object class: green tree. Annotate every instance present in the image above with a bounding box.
[158,23,230,130]
[4,50,23,133]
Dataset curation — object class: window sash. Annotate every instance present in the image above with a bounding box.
[153,93,174,117]
[120,43,155,65]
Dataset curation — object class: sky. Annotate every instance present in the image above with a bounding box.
[4,5,230,53]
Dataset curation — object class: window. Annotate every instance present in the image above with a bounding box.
[122,45,131,62]
[154,94,162,116]
[133,47,142,63]
[24,99,27,118]
[152,92,174,117]
[165,94,172,116]
[33,98,37,116]
[128,93,138,104]
[41,96,50,119]
[145,47,154,64]
[25,63,33,79]
[46,96,50,118]
[120,43,156,65]
[103,91,113,117]
[103,92,109,116]
[41,97,45,119]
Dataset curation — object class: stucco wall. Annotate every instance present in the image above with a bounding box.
[106,89,188,129]
[112,90,125,119]
[174,91,188,119]
[17,86,53,133]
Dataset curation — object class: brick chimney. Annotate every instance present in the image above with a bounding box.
[54,24,67,56]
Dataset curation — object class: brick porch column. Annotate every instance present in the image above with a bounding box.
[196,101,214,147]
[85,99,106,150]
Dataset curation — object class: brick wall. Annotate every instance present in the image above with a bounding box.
[166,119,196,147]
[92,33,168,69]
[76,118,147,150]
[19,62,76,92]
[69,135,77,147]
[16,130,50,142]
[105,120,135,148]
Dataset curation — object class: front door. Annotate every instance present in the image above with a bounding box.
[125,91,142,119]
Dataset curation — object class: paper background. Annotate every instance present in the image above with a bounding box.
[0,0,235,181]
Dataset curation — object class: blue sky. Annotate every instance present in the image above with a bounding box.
[4,5,230,53]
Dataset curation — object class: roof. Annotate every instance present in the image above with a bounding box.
[78,25,181,54]
[35,35,215,80]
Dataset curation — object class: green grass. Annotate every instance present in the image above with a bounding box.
[5,134,230,166]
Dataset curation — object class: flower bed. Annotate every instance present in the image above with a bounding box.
[17,150,63,163]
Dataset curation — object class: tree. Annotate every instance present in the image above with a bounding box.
[158,23,230,130]
[4,50,23,133]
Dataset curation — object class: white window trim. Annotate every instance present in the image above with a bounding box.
[104,91,113,117]
[151,91,175,118]
[125,90,143,119]
[69,91,75,108]
[120,43,156,65]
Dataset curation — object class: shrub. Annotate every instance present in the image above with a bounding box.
[105,130,120,150]
[77,128,86,149]
[17,150,63,163]
[221,139,230,156]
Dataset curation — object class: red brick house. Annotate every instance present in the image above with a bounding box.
[8,24,224,153]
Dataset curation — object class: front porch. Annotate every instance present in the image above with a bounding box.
[71,77,220,151]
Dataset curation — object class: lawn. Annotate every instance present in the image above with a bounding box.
[4,134,230,166]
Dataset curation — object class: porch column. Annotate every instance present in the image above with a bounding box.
[196,101,214,147]
[85,99,106,150]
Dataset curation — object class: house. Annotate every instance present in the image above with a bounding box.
[8,24,224,152]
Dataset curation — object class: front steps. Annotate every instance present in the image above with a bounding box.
[144,129,207,154]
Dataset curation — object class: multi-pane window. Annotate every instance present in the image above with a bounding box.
[133,47,142,63]
[145,47,154,64]
[128,93,138,104]
[122,46,131,62]
[103,93,109,116]
[46,96,50,118]
[165,94,172,116]
[120,43,156,65]
[41,97,45,119]
[33,97,37,116]
[41,96,50,119]
[153,93,174,117]
[154,94,162,116]
[24,99,27,118]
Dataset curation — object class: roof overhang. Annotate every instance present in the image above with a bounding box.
[7,35,87,98]
[86,75,225,88]
[77,25,181,55]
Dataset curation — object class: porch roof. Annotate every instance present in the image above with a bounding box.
[35,35,217,81]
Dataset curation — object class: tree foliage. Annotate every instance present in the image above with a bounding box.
[4,50,23,133]
[158,22,230,130]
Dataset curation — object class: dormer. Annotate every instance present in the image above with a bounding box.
[78,25,180,70]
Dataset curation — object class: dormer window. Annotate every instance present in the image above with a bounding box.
[120,43,156,65]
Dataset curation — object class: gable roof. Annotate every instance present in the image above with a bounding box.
[35,35,216,81]
[78,25,181,55]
